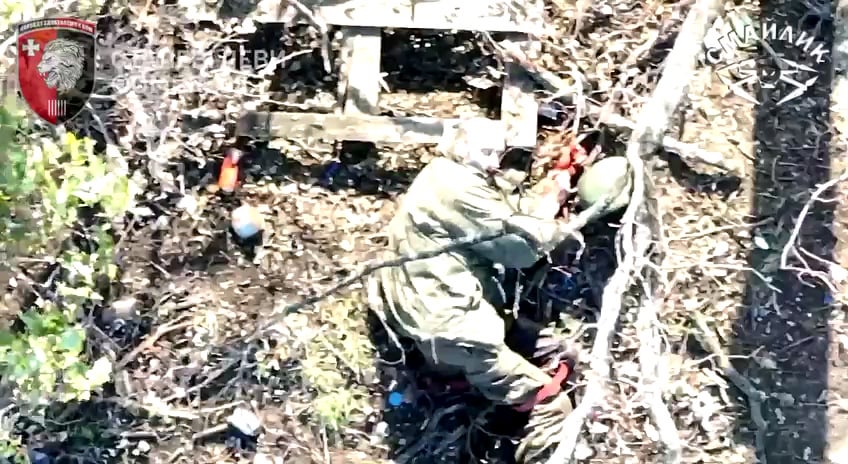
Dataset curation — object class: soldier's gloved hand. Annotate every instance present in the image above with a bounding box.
[515,387,574,463]
[514,361,571,413]
[533,170,573,218]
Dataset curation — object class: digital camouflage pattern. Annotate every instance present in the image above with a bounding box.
[368,153,632,461]
[371,156,578,404]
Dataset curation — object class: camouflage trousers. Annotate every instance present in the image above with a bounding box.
[370,283,558,405]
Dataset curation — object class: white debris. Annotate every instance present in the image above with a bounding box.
[753,235,769,250]
[228,407,262,436]
[231,204,264,239]
[177,195,199,216]
[713,240,730,256]
[830,262,848,283]
[574,441,594,460]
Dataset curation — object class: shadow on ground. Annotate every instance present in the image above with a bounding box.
[14,401,141,464]
[367,312,526,463]
[730,1,835,461]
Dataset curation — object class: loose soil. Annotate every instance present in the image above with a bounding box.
[5,0,848,463]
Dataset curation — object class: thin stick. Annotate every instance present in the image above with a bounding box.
[780,168,848,291]
[545,0,724,461]
[192,423,229,441]
[249,194,613,342]
[116,316,192,369]
[286,0,332,73]
[692,313,768,462]
[483,33,731,172]
[636,281,681,464]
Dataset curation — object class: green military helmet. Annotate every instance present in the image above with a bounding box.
[576,156,633,218]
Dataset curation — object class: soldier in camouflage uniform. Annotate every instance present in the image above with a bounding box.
[368,120,632,462]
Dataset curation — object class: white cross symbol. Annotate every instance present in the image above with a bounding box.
[21,39,39,56]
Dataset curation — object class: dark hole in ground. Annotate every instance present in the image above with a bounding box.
[380,29,504,118]
[726,3,835,462]
[256,24,340,112]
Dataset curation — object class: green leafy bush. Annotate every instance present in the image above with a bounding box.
[0,97,134,410]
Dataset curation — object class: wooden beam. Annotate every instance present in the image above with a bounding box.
[341,27,382,115]
[500,35,539,147]
[314,0,544,33]
[237,112,506,145]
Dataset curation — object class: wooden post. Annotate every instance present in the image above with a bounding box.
[340,27,383,115]
[500,34,540,148]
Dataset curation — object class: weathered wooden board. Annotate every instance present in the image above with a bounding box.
[500,35,539,147]
[314,0,544,33]
[341,27,382,114]
[248,0,544,146]
[238,112,507,145]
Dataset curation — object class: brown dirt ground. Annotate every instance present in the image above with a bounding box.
[7,0,848,463]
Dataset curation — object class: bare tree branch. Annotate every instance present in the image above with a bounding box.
[249,191,614,342]
[483,32,732,172]
[544,0,723,461]
[780,168,848,293]
[692,313,769,463]
[637,280,681,464]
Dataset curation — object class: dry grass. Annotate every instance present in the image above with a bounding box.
[0,0,845,462]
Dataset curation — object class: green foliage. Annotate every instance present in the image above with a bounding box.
[0,1,45,34]
[255,296,373,431]
[0,97,134,408]
[0,2,131,458]
[0,103,132,259]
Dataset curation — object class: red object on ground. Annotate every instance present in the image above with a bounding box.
[553,143,590,176]
[514,362,572,412]
[218,149,241,192]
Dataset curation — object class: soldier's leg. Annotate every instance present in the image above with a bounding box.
[415,302,555,405]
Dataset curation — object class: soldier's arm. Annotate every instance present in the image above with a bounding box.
[455,181,572,269]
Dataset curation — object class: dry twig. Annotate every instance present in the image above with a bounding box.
[249,193,613,341]
[780,168,848,293]
[286,0,332,73]
[692,313,768,463]
[636,282,681,464]
[117,316,192,369]
[544,0,723,460]
[485,34,731,172]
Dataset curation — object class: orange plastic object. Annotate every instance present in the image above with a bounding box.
[554,143,589,176]
[218,152,240,192]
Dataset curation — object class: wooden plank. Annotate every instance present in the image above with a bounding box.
[314,0,544,33]
[237,112,506,145]
[500,35,539,147]
[341,27,382,115]
[335,31,354,112]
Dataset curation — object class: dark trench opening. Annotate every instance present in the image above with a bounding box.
[731,1,835,462]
